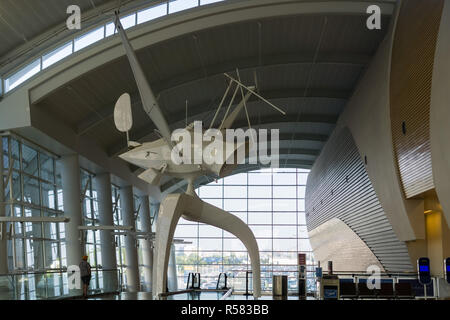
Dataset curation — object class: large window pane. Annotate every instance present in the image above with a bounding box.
[273,239,297,251]
[273,212,296,225]
[298,225,309,238]
[248,172,271,185]
[199,251,222,265]
[298,173,308,185]
[42,42,73,69]
[273,199,296,211]
[260,252,273,265]
[298,212,307,225]
[5,59,41,92]
[74,27,104,52]
[224,185,247,198]
[199,238,222,251]
[298,239,312,252]
[23,177,40,206]
[176,239,198,251]
[256,239,272,251]
[199,224,222,237]
[224,198,246,211]
[298,186,306,198]
[223,174,246,185]
[201,0,225,5]
[198,185,222,198]
[273,186,296,198]
[273,173,296,185]
[41,182,56,209]
[223,252,247,265]
[273,252,297,265]
[174,225,198,238]
[248,186,271,198]
[273,226,297,238]
[120,13,136,30]
[39,153,54,183]
[248,198,271,211]
[22,144,38,176]
[248,212,271,224]
[298,199,305,211]
[137,3,167,24]
[223,239,246,251]
[249,225,272,238]
[169,0,198,14]
[105,22,116,37]
[184,169,315,293]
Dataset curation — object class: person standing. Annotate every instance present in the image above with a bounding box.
[79,255,92,299]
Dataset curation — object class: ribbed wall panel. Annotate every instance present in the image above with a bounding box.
[306,127,413,272]
[390,0,444,198]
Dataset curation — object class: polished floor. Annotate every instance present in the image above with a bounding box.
[86,292,315,300]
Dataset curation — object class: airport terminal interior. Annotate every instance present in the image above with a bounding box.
[0,0,450,301]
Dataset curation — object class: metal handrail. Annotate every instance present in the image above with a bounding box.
[186,272,201,290]
[216,273,228,290]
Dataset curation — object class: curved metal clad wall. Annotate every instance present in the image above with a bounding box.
[306,127,413,272]
[390,0,444,198]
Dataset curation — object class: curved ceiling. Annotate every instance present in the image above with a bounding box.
[7,1,394,192]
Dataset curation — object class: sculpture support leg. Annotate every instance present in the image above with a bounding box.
[152,194,186,298]
[153,193,261,298]
[183,200,261,298]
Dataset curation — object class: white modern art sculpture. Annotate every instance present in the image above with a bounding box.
[112,13,285,299]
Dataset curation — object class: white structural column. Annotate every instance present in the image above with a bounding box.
[60,155,83,268]
[94,173,118,291]
[120,186,140,292]
[0,137,8,274]
[139,196,153,292]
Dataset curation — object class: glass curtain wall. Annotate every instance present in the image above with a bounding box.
[80,169,102,269]
[174,168,315,293]
[111,184,126,288]
[2,135,65,273]
[134,195,146,287]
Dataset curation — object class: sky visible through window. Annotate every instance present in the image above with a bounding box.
[174,168,316,293]
[2,0,226,94]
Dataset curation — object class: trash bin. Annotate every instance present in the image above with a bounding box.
[273,275,288,297]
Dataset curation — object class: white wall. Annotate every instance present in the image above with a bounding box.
[430,0,450,228]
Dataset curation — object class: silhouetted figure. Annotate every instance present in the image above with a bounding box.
[79,256,91,299]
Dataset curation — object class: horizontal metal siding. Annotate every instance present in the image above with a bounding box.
[390,0,444,198]
[306,127,413,272]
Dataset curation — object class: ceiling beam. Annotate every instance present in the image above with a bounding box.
[75,54,351,136]
[160,159,314,194]
[81,86,345,150]
[149,53,369,94]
